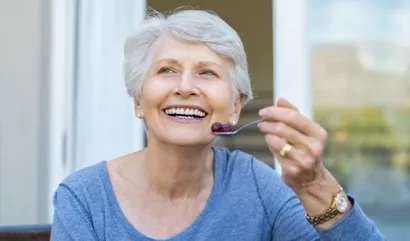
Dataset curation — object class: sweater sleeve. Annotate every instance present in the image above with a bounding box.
[315,196,387,240]
[50,184,99,241]
[251,158,387,241]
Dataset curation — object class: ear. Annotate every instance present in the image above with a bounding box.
[229,94,245,126]
[134,97,144,119]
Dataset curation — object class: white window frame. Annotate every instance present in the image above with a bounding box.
[273,0,311,174]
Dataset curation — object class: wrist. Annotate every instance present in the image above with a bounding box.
[296,168,340,214]
[305,186,352,229]
[295,168,352,229]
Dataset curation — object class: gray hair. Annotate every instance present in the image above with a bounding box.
[123,9,253,105]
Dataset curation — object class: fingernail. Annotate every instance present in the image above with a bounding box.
[275,97,281,105]
[259,108,267,116]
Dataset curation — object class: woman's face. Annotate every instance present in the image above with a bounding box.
[136,35,243,146]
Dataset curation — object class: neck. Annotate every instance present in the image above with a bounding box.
[141,140,214,200]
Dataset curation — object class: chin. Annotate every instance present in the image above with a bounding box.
[177,139,212,147]
[162,130,214,147]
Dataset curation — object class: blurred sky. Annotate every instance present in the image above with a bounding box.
[308,0,410,46]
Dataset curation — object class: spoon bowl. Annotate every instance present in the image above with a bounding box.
[211,119,262,138]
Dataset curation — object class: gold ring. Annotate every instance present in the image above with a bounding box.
[279,143,292,157]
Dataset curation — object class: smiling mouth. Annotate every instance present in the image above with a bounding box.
[163,107,207,119]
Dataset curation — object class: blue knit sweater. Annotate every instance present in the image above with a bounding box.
[51,147,386,240]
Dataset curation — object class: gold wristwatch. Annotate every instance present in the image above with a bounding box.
[305,186,349,225]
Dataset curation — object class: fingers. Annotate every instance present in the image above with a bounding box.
[264,134,298,160]
[258,121,312,152]
[264,135,317,175]
[261,98,329,188]
[259,106,327,142]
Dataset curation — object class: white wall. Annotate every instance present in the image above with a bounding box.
[0,0,51,225]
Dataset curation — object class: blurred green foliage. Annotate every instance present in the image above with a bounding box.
[314,105,410,185]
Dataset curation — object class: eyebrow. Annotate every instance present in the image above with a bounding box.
[154,58,222,67]
[195,61,222,67]
[155,58,181,65]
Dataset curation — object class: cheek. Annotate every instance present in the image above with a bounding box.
[140,79,171,111]
[201,81,234,112]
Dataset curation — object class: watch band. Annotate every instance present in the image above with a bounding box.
[305,186,347,225]
[305,207,340,225]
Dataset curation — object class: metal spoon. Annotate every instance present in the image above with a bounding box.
[211,119,263,138]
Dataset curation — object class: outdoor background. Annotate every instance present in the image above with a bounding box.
[308,1,410,239]
[0,0,409,240]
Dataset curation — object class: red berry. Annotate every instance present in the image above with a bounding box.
[220,124,233,132]
[211,122,223,132]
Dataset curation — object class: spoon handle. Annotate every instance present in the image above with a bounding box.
[236,119,263,132]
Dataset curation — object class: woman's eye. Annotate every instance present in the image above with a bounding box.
[200,70,217,76]
[158,68,175,74]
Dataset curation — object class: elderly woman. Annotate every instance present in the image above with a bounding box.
[51,9,386,241]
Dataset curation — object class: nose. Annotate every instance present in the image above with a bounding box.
[173,73,199,98]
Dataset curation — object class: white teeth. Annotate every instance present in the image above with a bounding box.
[165,108,174,115]
[179,116,194,119]
[164,107,206,118]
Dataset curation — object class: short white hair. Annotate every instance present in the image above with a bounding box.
[123,9,253,104]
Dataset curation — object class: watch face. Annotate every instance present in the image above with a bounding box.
[336,194,349,212]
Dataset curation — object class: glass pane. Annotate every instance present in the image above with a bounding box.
[308,1,410,240]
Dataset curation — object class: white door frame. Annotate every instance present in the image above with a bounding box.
[47,0,147,222]
[48,0,77,221]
